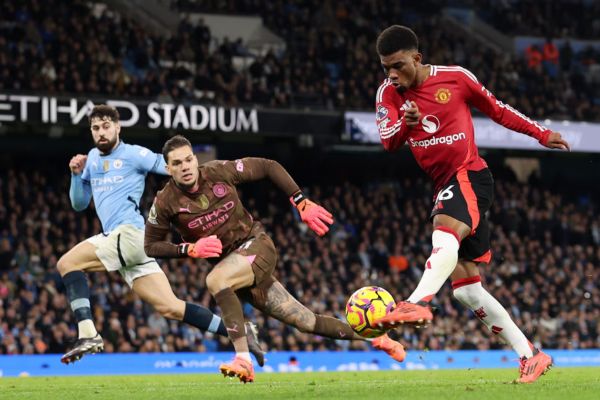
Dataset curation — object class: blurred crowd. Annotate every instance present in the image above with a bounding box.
[173,0,600,120]
[470,0,600,39]
[1,0,599,120]
[0,162,598,356]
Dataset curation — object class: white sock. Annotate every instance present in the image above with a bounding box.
[238,352,252,362]
[407,228,460,303]
[453,279,533,358]
[78,319,98,339]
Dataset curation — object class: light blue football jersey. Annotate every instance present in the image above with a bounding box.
[70,141,168,233]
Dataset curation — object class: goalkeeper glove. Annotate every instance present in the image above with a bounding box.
[290,190,334,236]
[178,235,223,258]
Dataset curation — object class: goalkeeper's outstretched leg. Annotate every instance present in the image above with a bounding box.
[241,277,406,362]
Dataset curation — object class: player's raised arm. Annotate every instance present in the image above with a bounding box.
[68,154,92,211]
[289,190,334,236]
[461,69,570,151]
[217,157,334,236]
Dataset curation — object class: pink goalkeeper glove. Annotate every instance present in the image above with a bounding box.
[290,191,334,236]
[183,235,223,258]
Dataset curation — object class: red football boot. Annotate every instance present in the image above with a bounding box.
[219,356,255,384]
[517,348,553,383]
[374,301,433,329]
[372,333,406,362]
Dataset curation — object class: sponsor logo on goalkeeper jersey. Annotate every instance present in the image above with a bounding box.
[188,200,235,230]
[409,132,466,148]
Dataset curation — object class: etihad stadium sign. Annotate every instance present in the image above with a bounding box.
[0,93,342,136]
[0,94,258,132]
[0,93,341,136]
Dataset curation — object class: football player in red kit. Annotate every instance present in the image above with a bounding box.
[372,25,570,383]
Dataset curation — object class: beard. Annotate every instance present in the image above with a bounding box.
[95,136,118,154]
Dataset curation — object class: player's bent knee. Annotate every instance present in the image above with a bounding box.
[453,288,475,305]
[452,281,482,305]
[205,271,227,295]
[155,303,183,320]
[56,255,77,275]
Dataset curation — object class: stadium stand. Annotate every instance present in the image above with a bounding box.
[468,0,600,39]
[1,0,598,120]
[1,162,598,354]
[171,0,600,120]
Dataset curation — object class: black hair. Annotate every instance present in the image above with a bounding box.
[376,25,419,56]
[162,135,192,163]
[88,104,119,125]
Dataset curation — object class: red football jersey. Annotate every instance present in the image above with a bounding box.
[376,65,550,190]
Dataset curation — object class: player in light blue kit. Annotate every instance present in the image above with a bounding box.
[58,105,264,364]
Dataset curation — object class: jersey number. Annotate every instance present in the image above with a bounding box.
[435,185,455,204]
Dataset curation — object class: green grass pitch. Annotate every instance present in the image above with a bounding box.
[1,368,599,400]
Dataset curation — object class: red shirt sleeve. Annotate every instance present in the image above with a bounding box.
[376,79,411,151]
[460,68,550,143]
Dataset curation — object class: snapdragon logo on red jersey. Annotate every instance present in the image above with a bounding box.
[410,132,466,148]
[421,115,440,134]
[408,114,467,148]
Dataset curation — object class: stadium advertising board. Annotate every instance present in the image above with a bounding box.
[345,111,600,153]
[1,350,599,377]
[0,93,341,136]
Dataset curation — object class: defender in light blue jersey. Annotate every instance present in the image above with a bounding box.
[74,139,165,233]
[57,105,264,365]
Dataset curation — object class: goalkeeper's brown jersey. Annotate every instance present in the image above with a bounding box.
[144,158,299,258]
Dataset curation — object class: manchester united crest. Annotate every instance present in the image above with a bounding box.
[435,88,451,104]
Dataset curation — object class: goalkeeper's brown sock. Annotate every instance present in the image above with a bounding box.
[313,315,360,340]
[214,288,249,358]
